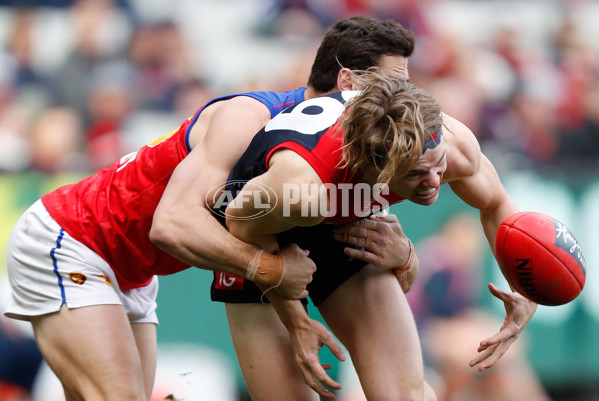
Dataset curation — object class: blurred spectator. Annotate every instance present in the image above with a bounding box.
[0,0,597,175]
[248,0,433,39]
[0,273,43,401]
[408,213,484,322]
[0,8,56,173]
[127,21,197,111]
[53,0,131,117]
[407,213,551,401]
[0,317,43,401]
[246,0,328,37]
[336,213,551,401]
[0,101,30,172]
[0,0,74,7]
[84,60,134,170]
[6,8,53,99]
[551,18,599,175]
[28,106,83,172]
[172,77,216,118]
[0,51,31,172]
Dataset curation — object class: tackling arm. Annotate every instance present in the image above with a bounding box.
[151,97,270,275]
[150,97,315,298]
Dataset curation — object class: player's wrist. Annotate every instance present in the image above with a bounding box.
[392,239,414,278]
[247,249,285,288]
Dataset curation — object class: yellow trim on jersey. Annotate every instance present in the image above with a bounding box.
[148,127,178,147]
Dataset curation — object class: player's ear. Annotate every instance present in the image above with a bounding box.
[337,68,356,91]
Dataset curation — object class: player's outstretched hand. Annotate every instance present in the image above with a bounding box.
[469,283,538,371]
[275,244,316,299]
[333,213,412,270]
[288,317,346,399]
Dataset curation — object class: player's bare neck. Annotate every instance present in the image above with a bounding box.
[304,86,323,100]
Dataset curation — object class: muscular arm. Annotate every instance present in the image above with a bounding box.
[151,97,270,276]
[150,98,315,299]
[226,149,327,239]
[442,114,519,248]
[449,155,518,254]
[443,114,537,370]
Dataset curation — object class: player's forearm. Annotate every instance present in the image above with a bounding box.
[397,253,419,293]
[150,206,257,277]
[479,195,518,257]
[225,185,296,239]
[258,282,311,329]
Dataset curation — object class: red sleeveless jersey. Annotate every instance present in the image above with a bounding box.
[42,117,192,290]
[41,88,307,290]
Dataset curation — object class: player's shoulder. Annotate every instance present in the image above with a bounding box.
[208,95,275,132]
[442,113,482,181]
[217,95,273,117]
[188,95,273,149]
[268,149,320,179]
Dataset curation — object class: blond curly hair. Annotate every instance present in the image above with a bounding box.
[339,70,443,185]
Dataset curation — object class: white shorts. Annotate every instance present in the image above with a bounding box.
[4,200,159,324]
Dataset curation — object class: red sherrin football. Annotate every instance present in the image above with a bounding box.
[494,211,586,306]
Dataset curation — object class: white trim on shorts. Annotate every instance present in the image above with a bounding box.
[4,200,159,324]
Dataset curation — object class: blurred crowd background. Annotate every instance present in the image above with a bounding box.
[0,0,598,177]
[0,0,598,400]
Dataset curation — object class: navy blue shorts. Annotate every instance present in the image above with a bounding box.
[210,223,367,306]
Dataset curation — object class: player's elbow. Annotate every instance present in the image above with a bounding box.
[225,215,252,242]
[149,211,178,252]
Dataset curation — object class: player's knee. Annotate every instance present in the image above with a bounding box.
[424,381,438,401]
[63,382,147,401]
[368,381,430,401]
[395,379,437,401]
[59,367,148,401]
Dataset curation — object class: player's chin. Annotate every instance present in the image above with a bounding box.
[412,187,440,205]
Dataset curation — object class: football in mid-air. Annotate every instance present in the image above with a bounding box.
[494,211,586,306]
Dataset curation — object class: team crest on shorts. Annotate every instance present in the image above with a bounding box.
[98,275,113,286]
[68,272,87,285]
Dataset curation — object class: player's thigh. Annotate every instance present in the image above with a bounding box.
[318,265,426,401]
[225,303,318,401]
[31,304,148,400]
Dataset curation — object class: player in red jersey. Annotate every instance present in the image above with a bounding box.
[218,72,538,401]
[4,16,421,401]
